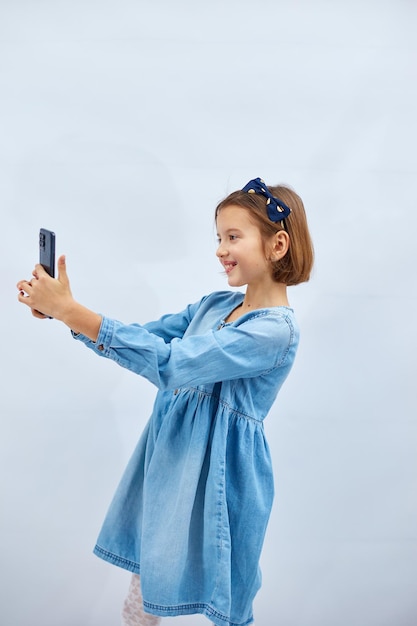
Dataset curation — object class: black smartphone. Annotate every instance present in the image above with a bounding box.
[39,228,56,277]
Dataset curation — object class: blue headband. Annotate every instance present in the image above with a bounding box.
[241,177,291,222]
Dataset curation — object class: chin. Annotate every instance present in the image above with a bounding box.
[228,277,246,287]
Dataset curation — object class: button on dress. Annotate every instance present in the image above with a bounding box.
[73,290,299,626]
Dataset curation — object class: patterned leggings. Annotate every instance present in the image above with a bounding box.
[121,574,161,626]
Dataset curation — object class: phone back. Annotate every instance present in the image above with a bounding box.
[39,228,56,277]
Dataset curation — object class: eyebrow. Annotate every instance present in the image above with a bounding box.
[216,227,244,236]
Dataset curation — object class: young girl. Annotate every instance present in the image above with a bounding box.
[17,177,314,626]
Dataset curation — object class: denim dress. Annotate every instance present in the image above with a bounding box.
[74,290,299,626]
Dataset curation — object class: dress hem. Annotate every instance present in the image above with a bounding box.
[93,544,254,626]
[144,601,254,626]
[93,544,141,574]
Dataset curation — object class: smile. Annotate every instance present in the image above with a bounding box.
[223,262,237,274]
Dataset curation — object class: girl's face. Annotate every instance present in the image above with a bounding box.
[216,205,274,288]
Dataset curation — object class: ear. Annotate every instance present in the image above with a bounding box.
[269,230,290,260]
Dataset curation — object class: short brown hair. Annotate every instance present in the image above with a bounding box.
[215,184,314,286]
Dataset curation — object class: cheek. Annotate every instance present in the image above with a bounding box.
[255,242,270,262]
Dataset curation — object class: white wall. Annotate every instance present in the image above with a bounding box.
[1,1,416,625]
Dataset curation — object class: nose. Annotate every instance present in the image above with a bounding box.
[216,241,227,258]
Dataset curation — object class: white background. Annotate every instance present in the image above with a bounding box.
[1,1,416,625]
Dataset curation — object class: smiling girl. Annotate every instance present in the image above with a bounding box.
[17,177,314,626]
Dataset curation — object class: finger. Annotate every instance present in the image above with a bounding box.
[33,264,47,278]
[17,280,32,295]
[17,278,32,288]
[57,254,68,283]
[17,289,30,304]
[32,309,48,319]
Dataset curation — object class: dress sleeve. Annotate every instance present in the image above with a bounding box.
[73,310,297,390]
[141,297,207,342]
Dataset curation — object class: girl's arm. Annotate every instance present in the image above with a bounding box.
[141,302,206,343]
[74,308,297,389]
[17,255,102,341]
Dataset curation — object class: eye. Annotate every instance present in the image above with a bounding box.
[216,233,239,244]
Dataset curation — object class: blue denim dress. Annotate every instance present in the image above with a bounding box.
[74,291,299,626]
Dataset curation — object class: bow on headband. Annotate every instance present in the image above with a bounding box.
[241,177,291,222]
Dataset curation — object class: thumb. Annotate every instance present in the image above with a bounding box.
[57,254,69,284]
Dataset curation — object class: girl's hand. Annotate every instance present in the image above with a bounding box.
[17,255,74,321]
